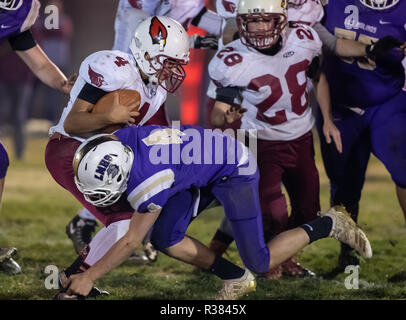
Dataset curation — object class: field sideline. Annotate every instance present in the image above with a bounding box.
[0,134,406,300]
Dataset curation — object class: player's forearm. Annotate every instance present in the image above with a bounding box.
[16,45,68,92]
[85,210,160,282]
[85,232,140,282]
[335,38,367,58]
[64,111,113,136]
[314,73,333,123]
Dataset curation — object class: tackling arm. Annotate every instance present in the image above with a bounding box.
[66,209,161,296]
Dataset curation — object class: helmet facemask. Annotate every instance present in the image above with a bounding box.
[146,54,187,93]
[0,0,23,10]
[359,0,399,10]
[237,12,287,50]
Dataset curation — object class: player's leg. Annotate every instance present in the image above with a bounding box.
[66,208,98,255]
[370,90,406,224]
[150,188,254,300]
[316,106,371,271]
[211,171,372,273]
[282,131,320,277]
[0,141,21,275]
[256,139,290,240]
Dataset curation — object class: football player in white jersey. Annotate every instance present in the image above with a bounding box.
[65,0,222,254]
[206,0,342,279]
[45,17,189,283]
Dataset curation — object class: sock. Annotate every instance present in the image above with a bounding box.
[300,216,333,244]
[64,255,90,277]
[208,255,245,280]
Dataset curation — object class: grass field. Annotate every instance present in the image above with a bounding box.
[0,134,406,300]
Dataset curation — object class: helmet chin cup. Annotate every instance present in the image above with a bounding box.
[0,0,23,10]
[359,0,399,10]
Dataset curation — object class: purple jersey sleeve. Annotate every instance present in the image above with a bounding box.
[0,0,40,40]
[322,0,406,108]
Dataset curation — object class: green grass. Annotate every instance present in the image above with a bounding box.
[0,135,406,300]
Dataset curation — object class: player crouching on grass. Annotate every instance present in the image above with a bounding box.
[55,124,372,300]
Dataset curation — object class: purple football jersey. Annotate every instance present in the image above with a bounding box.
[115,125,250,213]
[323,0,406,107]
[0,0,39,40]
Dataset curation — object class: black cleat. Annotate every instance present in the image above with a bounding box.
[66,215,98,254]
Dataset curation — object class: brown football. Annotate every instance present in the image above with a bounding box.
[92,89,141,133]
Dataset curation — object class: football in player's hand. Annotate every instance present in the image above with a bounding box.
[92,89,141,133]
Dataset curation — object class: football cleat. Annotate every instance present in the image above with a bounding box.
[281,258,316,278]
[217,269,256,300]
[320,206,372,259]
[128,251,149,264]
[0,247,21,275]
[258,264,283,280]
[143,242,158,263]
[66,215,98,254]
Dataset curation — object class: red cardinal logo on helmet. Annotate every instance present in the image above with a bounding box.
[222,0,236,13]
[149,16,168,47]
[128,0,142,9]
[88,65,107,87]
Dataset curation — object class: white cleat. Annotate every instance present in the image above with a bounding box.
[217,269,256,300]
[321,206,373,259]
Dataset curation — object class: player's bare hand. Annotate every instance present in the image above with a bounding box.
[323,120,342,153]
[65,272,94,297]
[60,73,78,95]
[108,92,140,125]
[225,105,247,124]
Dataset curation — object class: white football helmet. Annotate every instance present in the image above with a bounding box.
[359,0,399,10]
[237,0,288,49]
[0,0,23,10]
[129,16,190,93]
[73,134,134,207]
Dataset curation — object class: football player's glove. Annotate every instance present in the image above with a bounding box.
[191,34,218,50]
[365,35,404,61]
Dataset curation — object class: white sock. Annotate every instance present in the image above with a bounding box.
[84,219,130,266]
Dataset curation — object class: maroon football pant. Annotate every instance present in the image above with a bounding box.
[257,131,320,240]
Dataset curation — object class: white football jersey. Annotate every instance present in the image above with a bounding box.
[113,0,204,52]
[50,50,167,142]
[288,0,324,26]
[208,25,322,141]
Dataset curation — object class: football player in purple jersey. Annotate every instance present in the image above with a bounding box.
[54,124,371,300]
[316,0,406,272]
[0,0,75,275]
